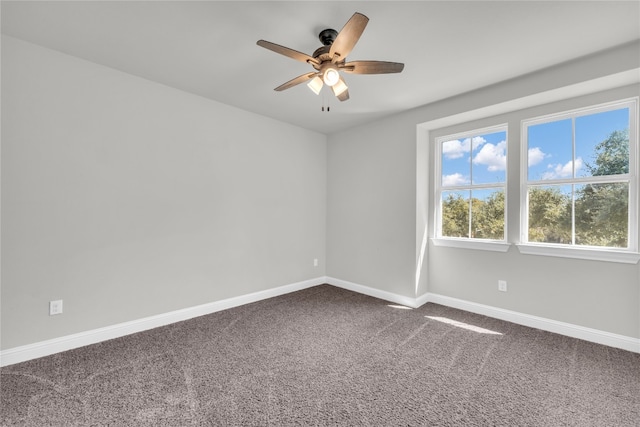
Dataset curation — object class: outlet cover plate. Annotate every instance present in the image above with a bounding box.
[49,300,63,315]
[498,280,507,292]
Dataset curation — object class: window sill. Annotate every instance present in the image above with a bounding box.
[516,244,640,264]
[431,238,511,252]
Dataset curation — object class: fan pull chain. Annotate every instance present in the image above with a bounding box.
[321,92,330,112]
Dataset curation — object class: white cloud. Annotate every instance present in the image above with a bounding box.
[442,139,467,159]
[528,147,546,166]
[470,136,486,150]
[473,140,506,172]
[442,136,486,159]
[442,173,469,186]
[541,157,583,180]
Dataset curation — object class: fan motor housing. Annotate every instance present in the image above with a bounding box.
[311,46,332,64]
[312,29,339,64]
[318,28,338,46]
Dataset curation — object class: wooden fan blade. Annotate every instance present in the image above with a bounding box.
[274,72,318,91]
[257,40,319,66]
[340,60,404,74]
[329,12,369,61]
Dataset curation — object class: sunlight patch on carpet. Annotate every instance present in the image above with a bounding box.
[426,316,503,335]
[387,304,413,310]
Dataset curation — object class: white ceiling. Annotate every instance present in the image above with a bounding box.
[2,1,639,135]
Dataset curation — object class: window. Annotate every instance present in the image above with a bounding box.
[521,99,638,259]
[435,125,508,248]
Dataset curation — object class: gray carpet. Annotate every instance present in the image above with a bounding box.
[1,284,639,426]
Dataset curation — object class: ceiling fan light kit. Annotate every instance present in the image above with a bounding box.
[307,76,324,95]
[322,65,340,87]
[257,12,404,103]
[331,79,348,97]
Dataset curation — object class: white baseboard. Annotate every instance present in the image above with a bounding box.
[2,277,637,366]
[426,292,640,354]
[415,292,431,308]
[327,278,639,353]
[326,277,422,308]
[0,277,326,367]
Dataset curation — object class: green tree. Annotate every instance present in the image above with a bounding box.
[473,190,505,239]
[528,186,571,243]
[584,129,629,176]
[442,193,469,237]
[575,129,629,247]
[575,182,628,247]
[442,191,505,240]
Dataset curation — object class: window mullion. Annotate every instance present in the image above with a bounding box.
[571,119,576,245]
[469,137,474,239]
[571,184,576,245]
[467,190,472,238]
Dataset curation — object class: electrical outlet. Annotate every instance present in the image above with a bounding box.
[49,300,63,316]
[313,258,319,267]
[498,280,508,292]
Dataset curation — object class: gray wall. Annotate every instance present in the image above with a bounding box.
[1,37,327,349]
[326,120,417,297]
[327,41,640,339]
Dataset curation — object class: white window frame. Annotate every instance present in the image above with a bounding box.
[433,124,510,252]
[518,98,640,264]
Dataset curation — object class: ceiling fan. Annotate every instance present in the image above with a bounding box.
[257,12,404,102]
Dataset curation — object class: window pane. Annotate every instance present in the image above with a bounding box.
[470,189,505,240]
[441,138,470,187]
[527,185,572,243]
[575,182,628,248]
[576,108,629,178]
[471,130,507,184]
[441,190,469,238]
[527,119,572,181]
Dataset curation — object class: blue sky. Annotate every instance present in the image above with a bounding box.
[527,107,629,181]
[441,107,629,189]
[441,129,507,187]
